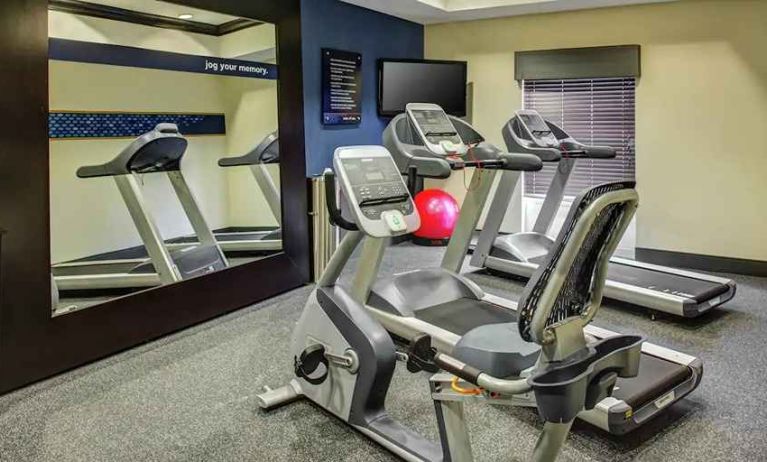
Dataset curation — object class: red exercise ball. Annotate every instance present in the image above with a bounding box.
[412,188,460,246]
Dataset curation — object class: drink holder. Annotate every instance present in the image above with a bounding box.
[528,335,644,423]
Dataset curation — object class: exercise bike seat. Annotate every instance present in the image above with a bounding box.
[453,323,540,378]
[371,267,539,377]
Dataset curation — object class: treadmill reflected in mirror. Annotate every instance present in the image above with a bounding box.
[51,125,229,293]
[48,7,282,314]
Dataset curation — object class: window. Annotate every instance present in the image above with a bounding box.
[522,77,636,197]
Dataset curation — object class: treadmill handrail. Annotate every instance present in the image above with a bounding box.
[77,124,187,178]
[219,131,279,167]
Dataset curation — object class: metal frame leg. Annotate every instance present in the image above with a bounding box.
[434,399,474,462]
[441,169,498,274]
[114,175,181,284]
[532,158,575,235]
[349,237,387,305]
[470,169,521,268]
[318,231,363,288]
[166,170,228,266]
[251,163,282,223]
[531,420,574,462]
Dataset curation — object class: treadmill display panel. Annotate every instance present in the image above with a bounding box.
[411,109,462,147]
[519,112,551,136]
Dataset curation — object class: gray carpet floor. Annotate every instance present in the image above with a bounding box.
[2,243,766,461]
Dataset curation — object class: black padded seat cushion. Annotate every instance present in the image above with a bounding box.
[414,298,516,336]
[453,323,540,378]
[415,300,539,377]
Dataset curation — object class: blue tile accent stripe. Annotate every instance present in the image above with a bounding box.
[49,112,226,139]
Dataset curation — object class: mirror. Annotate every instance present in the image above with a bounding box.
[47,1,281,315]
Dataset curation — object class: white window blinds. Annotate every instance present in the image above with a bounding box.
[522,77,636,197]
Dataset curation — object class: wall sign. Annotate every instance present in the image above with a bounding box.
[322,48,362,125]
[49,38,278,80]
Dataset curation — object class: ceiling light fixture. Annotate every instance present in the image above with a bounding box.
[178,14,194,20]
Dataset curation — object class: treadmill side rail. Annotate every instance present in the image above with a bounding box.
[484,256,735,317]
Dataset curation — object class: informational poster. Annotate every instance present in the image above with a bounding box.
[322,48,362,125]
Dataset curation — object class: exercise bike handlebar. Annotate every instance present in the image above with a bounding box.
[323,169,359,231]
[433,351,532,395]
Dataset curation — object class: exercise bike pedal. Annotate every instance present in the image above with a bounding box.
[294,344,329,385]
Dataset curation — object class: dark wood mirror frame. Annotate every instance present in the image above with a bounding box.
[0,0,308,393]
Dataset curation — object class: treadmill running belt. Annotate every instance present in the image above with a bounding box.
[168,230,280,244]
[612,354,691,409]
[415,298,517,336]
[528,256,729,303]
[213,231,280,242]
[607,261,729,303]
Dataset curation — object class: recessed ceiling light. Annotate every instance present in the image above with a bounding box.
[178,14,194,20]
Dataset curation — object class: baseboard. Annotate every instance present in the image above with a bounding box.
[635,247,767,277]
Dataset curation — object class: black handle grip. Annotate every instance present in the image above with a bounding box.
[406,165,418,195]
[323,170,359,231]
[434,353,482,385]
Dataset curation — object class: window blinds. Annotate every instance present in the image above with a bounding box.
[522,77,636,197]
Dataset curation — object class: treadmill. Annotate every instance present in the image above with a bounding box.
[373,103,702,434]
[168,131,282,253]
[470,110,736,317]
[52,124,228,291]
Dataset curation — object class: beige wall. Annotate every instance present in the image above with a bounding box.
[221,78,280,227]
[49,61,231,263]
[49,10,219,55]
[49,12,279,263]
[425,0,767,261]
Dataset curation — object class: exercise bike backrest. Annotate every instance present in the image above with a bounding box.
[517,181,639,349]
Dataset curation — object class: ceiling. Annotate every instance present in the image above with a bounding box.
[339,0,678,24]
[81,0,243,25]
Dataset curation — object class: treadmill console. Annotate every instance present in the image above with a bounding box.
[515,110,559,148]
[406,103,467,156]
[333,146,420,238]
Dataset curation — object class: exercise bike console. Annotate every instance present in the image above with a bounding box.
[333,146,420,238]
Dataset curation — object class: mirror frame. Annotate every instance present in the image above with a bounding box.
[0,0,308,393]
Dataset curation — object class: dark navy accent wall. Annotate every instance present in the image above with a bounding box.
[301,0,424,176]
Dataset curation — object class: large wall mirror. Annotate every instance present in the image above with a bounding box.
[0,0,307,393]
[48,2,283,314]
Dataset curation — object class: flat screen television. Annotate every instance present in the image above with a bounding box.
[378,59,467,117]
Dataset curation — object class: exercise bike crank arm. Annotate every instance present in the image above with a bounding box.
[325,352,352,367]
[434,352,532,395]
[325,350,360,373]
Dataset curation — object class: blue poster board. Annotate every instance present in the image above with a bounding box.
[322,49,362,125]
